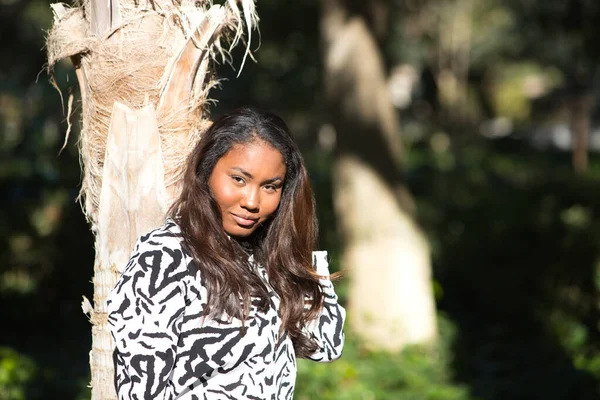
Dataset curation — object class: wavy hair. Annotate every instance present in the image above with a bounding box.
[169,107,324,357]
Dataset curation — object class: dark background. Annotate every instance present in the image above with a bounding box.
[2,0,600,399]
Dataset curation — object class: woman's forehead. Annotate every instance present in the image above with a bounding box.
[217,141,286,178]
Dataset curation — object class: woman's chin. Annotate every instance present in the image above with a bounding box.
[224,225,257,238]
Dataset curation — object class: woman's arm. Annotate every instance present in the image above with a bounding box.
[302,251,346,362]
[107,231,189,400]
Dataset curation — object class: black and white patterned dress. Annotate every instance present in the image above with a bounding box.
[107,219,346,400]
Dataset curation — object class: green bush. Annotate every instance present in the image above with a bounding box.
[0,348,36,400]
[296,314,474,400]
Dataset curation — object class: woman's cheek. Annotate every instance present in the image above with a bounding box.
[265,194,282,217]
[215,181,239,208]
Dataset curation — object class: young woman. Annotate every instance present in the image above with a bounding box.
[107,107,346,399]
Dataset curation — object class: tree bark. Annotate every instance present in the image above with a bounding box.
[570,93,595,174]
[321,0,437,351]
[47,1,257,397]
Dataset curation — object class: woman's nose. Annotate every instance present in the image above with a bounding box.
[241,187,259,211]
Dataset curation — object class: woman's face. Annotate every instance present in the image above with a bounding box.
[209,140,286,238]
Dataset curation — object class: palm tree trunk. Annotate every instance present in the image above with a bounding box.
[47,1,257,397]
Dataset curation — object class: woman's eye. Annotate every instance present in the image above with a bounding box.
[264,185,277,192]
[232,176,245,184]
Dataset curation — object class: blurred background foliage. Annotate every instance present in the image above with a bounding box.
[2,0,600,398]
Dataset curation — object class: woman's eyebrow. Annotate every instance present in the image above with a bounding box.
[263,177,284,184]
[230,167,283,183]
[230,167,253,178]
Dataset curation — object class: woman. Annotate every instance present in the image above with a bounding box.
[107,107,346,399]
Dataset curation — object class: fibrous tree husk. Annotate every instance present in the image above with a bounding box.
[46,1,258,397]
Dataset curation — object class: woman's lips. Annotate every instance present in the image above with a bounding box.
[231,213,258,227]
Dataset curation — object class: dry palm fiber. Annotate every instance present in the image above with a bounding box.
[47,0,258,223]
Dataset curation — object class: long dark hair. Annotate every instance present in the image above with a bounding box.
[169,107,324,357]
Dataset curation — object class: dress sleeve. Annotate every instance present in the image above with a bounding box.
[302,251,346,362]
[107,234,189,400]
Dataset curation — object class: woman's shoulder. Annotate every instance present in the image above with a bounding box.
[134,218,183,252]
[108,219,193,320]
[122,218,193,278]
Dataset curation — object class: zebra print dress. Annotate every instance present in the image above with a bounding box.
[107,219,346,400]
